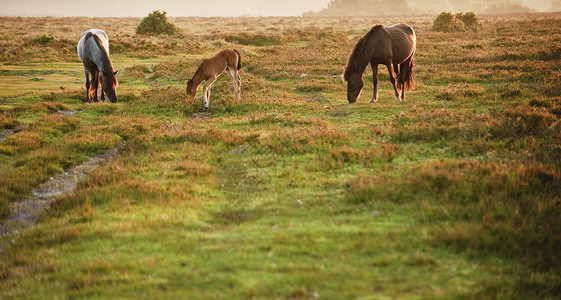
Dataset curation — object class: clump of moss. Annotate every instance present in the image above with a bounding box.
[30,35,54,45]
[136,10,178,35]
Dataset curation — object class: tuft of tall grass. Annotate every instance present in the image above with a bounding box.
[491,105,558,138]
[257,125,349,155]
[345,158,561,272]
[0,115,20,129]
[328,142,399,167]
[223,33,288,46]
[30,34,54,45]
[0,130,45,155]
[121,65,151,83]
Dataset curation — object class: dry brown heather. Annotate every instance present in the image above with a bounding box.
[0,13,561,299]
[0,16,425,61]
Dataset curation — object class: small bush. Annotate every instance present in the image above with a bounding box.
[457,12,481,32]
[432,11,481,32]
[136,10,178,36]
[31,35,54,45]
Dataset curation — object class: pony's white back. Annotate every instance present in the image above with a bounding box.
[77,29,110,62]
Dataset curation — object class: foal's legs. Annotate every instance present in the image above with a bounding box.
[202,77,217,109]
[369,63,378,103]
[236,71,242,99]
[385,62,401,101]
[227,68,241,99]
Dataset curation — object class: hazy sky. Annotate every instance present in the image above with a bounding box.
[0,0,554,17]
[1,0,332,17]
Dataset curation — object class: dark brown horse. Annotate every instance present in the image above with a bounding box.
[344,23,416,103]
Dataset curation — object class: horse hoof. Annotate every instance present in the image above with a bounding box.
[369,98,378,103]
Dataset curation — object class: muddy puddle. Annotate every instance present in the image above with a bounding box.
[190,112,213,120]
[0,129,15,142]
[57,109,77,117]
[0,146,119,253]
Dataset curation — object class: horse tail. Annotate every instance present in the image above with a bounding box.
[83,32,94,44]
[398,52,415,90]
[233,49,242,70]
[89,33,107,54]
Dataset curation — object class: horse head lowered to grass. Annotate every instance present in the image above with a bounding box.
[186,49,242,109]
[77,29,119,103]
[344,23,416,104]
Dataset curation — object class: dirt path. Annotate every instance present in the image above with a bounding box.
[0,146,119,253]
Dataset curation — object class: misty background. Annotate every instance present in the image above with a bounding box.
[1,0,559,17]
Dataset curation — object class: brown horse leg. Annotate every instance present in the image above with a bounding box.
[369,63,378,103]
[399,61,407,101]
[393,63,403,100]
[100,76,105,101]
[92,70,99,102]
[386,63,401,101]
[84,69,91,103]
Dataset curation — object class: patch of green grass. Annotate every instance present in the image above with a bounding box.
[1,14,561,299]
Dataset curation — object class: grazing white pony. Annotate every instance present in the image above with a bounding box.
[77,29,118,102]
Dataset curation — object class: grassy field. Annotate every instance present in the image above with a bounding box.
[1,13,560,298]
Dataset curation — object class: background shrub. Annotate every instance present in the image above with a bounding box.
[136,10,178,35]
[457,12,482,32]
[432,11,481,32]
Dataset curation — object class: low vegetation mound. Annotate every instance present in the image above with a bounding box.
[308,0,537,16]
[304,0,416,16]
[484,2,536,13]
[136,10,178,35]
[30,35,54,45]
[432,11,481,32]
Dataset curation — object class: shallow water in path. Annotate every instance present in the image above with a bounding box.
[0,146,119,253]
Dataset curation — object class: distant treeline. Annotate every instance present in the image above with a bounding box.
[305,0,560,16]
